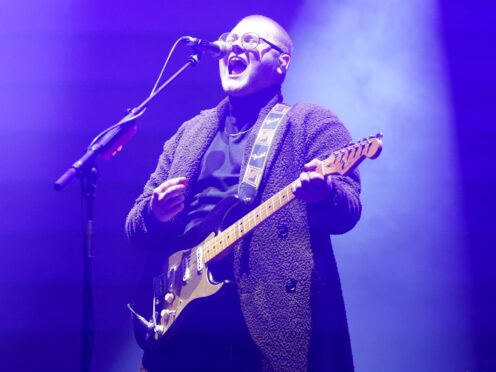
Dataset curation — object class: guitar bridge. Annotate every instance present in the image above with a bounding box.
[153,274,167,298]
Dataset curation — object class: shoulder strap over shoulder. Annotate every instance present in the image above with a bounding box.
[238,103,292,204]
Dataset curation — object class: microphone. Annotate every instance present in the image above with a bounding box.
[180,36,228,59]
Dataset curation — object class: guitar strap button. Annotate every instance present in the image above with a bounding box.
[285,278,297,293]
[277,224,288,239]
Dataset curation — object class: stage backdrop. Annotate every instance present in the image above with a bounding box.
[0,1,494,371]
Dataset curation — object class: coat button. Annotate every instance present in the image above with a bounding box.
[277,224,288,239]
[285,278,297,293]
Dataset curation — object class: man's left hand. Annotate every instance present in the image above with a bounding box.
[291,159,333,204]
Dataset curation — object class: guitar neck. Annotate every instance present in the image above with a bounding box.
[203,184,295,263]
[201,133,383,264]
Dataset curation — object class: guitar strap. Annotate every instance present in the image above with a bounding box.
[238,103,292,204]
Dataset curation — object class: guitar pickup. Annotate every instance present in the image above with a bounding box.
[168,267,176,292]
[182,256,191,282]
[196,246,204,272]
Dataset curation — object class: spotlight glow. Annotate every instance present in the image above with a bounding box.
[286,1,473,370]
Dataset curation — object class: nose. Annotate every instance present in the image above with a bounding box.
[231,39,244,54]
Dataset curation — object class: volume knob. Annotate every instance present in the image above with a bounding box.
[164,293,175,304]
[160,309,176,321]
[154,324,165,336]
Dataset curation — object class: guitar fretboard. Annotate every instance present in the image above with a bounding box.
[202,184,295,263]
[199,134,383,264]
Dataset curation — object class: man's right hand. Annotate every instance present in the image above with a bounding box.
[150,177,188,223]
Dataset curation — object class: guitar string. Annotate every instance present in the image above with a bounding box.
[183,139,375,271]
[188,185,294,270]
[157,138,382,334]
[198,146,358,263]
[204,188,288,258]
[183,185,294,272]
[182,146,350,271]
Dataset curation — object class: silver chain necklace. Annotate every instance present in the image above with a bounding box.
[224,126,253,137]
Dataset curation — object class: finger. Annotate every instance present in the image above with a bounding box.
[167,202,185,218]
[291,178,302,194]
[299,172,311,185]
[307,171,325,181]
[304,159,320,171]
[156,202,185,223]
[157,184,187,202]
[156,177,188,193]
[301,175,320,193]
[164,183,187,197]
[308,178,329,195]
[306,173,326,191]
[157,177,188,193]
[165,193,186,208]
[305,175,332,198]
[296,172,329,201]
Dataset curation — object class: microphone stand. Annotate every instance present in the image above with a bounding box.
[54,53,200,372]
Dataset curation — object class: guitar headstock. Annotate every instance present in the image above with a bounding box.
[322,133,383,176]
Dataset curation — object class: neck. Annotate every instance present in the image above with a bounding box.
[227,86,282,126]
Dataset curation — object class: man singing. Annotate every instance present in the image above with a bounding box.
[126,14,361,371]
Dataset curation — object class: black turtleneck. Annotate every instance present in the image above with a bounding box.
[183,85,281,234]
[225,85,281,134]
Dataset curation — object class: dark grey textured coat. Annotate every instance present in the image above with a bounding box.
[126,93,361,371]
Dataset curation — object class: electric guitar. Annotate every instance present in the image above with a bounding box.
[129,134,383,350]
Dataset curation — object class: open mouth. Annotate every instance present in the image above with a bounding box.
[228,56,248,76]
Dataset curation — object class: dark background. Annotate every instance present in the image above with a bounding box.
[0,1,494,371]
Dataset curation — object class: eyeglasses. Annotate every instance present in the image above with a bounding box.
[219,32,287,55]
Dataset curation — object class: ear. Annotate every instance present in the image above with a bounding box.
[277,53,291,75]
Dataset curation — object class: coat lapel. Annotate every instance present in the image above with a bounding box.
[168,98,230,201]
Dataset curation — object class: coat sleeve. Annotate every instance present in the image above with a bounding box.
[302,107,362,235]
[125,127,185,250]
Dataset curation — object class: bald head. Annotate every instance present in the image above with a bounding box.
[237,15,293,55]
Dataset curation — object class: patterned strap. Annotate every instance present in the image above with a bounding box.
[238,103,292,203]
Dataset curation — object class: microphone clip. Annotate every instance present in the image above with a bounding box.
[180,36,227,59]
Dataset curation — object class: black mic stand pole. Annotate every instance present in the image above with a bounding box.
[54,53,201,372]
